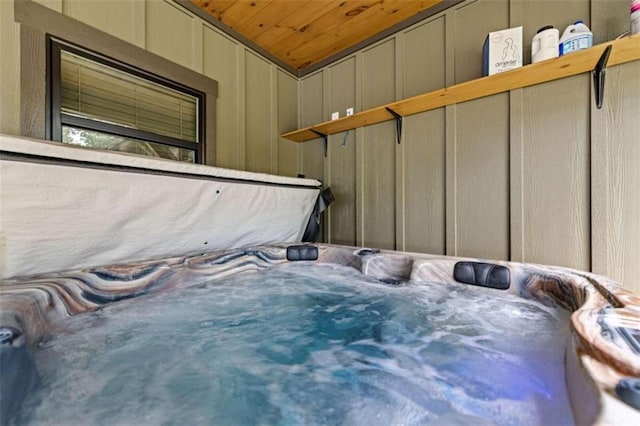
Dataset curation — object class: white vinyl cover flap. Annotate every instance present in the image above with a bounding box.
[0,135,320,279]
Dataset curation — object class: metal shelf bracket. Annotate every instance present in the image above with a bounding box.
[593,45,612,109]
[310,129,328,157]
[385,107,403,144]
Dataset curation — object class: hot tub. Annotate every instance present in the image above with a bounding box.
[1,135,640,424]
[1,245,640,424]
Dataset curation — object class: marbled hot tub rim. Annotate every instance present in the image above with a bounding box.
[1,244,639,424]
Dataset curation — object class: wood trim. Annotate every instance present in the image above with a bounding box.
[282,35,640,142]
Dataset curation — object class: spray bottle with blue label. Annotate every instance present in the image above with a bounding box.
[559,21,593,55]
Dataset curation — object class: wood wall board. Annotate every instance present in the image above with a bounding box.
[592,61,640,292]
[300,72,325,182]
[362,39,397,109]
[203,26,241,169]
[453,0,509,84]
[360,40,397,250]
[399,15,447,253]
[277,70,299,177]
[282,35,640,142]
[454,94,510,260]
[244,51,274,173]
[361,122,397,250]
[327,132,357,245]
[145,0,196,70]
[591,0,631,44]
[521,75,591,270]
[62,0,140,45]
[509,88,525,262]
[0,0,20,135]
[402,15,446,98]
[326,57,357,246]
[33,0,62,12]
[19,26,47,140]
[403,110,447,254]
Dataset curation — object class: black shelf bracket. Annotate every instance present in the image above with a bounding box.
[310,129,328,157]
[385,107,403,144]
[593,45,612,110]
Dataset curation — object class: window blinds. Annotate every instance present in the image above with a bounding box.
[61,51,198,143]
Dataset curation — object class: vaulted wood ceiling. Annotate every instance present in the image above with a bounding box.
[190,0,445,73]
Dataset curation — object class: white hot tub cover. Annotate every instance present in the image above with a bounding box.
[0,134,321,279]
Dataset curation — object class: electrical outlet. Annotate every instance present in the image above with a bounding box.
[331,112,339,120]
[346,108,354,117]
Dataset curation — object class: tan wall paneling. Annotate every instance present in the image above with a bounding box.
[361,40,397,249]
[592,61,640,293]
[33,0,62,12]
[145,0,196,70]
[299,72,325,182]
[450,0,509,260]
[244,51,274,174]
[361,40,397,109]
[591,0,631,44]
[19,25,47,139]
[400,16,447,254]
[327,58,357,246]
[453,0,509,84]
[203,26,242,169]
[62,0,143,46]
[521,76,591,270]
[0,0,21,135]
[276,70,299,177]
[402,16,446,98]
[403,110,446,254]
[454,95,510,260]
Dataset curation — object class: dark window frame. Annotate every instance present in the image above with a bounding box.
[46,36,206,164]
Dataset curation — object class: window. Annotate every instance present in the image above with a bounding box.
[48,38,205,163]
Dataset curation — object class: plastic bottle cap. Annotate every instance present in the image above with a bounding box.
[537,25,555,33]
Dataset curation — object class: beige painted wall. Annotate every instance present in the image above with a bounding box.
[299,0,640,293]
[0,0,300,176]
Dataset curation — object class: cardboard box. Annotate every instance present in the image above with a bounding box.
[482,26,523,76]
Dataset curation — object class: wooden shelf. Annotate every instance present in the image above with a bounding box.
[282,35,640,142]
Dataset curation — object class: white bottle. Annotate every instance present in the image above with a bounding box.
[559,21,593,56]
[531,26,559,63]
[632,0,640,35]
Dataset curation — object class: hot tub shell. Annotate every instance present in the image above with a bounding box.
[1,134,640,424]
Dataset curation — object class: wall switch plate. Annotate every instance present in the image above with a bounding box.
[346,108,354,116]
[331,112,339,120]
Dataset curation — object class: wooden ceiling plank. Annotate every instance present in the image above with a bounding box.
[234,1,312,40]
[285,1,439,67]
[266,1,381,60]
[190,0,236,20]
[253,0,342,46]
[217,0,274,29]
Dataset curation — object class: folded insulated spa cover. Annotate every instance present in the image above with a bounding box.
[0,135,321,278]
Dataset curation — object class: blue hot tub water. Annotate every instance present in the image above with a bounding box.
[16,262,573,425]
